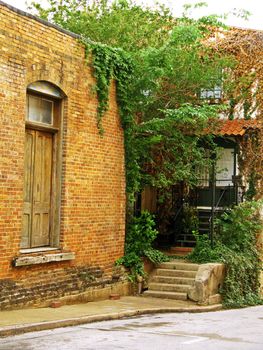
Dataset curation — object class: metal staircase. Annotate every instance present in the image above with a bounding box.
[197,209,211,235]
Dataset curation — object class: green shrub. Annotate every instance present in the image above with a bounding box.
[116,211,169,280]
[218,201,262,253]
[188,231,227,263]
[188,201,263,308]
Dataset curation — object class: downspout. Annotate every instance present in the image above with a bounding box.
[210,160,216,248]
[233,145,238,205]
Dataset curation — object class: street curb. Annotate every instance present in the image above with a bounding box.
[0,304,222,338]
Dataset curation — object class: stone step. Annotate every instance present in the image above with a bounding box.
[157,261,200,271]
[151,275,195,286]
[156,268,197,278]
[148,282,190,293]
[169,247,193,256]
[143,290,187,300]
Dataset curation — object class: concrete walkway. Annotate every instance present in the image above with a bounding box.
[0,296,222,338]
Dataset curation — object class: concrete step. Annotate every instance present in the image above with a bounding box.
[151,275,195,286]
[148,282,190,293]
[143,290,188,300]
[158,261,199,271]
[156,268,197,278]
[169,247,193,256]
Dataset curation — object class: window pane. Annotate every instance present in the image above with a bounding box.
[200,85,222,100]
[41,99,53,124]
[216,148,234,186]
[28,96,41,122]
[28,95,53,124]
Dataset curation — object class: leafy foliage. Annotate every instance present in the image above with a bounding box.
[132,25,233,119]
[84,41,134,132]
[188,231,226,263]
[116,211,169,279]
[29,0,174,51]
[30,0,237,204]
[188,201,263,307]
[133,104,223,190]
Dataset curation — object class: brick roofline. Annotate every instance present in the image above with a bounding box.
[0,0,93,43]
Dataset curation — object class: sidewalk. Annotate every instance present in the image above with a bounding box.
[0,296,222,338]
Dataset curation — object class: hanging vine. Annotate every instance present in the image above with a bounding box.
[82,39,141,203]
[83,41,134,132]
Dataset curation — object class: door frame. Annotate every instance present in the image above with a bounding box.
[22,91,63,249]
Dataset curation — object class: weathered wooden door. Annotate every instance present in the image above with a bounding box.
[21,129,53,248]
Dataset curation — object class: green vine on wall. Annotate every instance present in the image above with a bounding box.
[83,39,140,203]
[83,40,134,133]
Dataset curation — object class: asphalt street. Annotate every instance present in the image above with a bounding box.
[0,306,262,350]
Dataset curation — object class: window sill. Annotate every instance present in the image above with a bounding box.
[13,252,75,267]
[20,247,59,254]
[26,121,59,133]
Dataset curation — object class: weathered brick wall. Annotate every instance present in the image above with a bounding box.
[0,264,128,309]
[0,2,126,308]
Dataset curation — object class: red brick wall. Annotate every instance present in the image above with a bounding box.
[0,2,126,308]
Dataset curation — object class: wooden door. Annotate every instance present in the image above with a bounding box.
[21,129,53,248]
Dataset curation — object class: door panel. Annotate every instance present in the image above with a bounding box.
[21,130,35,248]
[22,130,53,248]
[32,131,53,247]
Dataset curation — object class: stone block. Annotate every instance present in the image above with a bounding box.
[188,263,225,305]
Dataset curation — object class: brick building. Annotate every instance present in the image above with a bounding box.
[0,1,128,309]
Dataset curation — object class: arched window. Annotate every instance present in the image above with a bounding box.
[21,81,64,250]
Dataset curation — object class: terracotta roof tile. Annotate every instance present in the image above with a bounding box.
[215,119,261,136]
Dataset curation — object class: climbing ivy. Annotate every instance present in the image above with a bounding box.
[83,40,141,204]
[83,41,134,133]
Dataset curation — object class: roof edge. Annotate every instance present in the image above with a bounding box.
[229,25,263,33]
[1,1,262,46]
[0,0,83,41]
